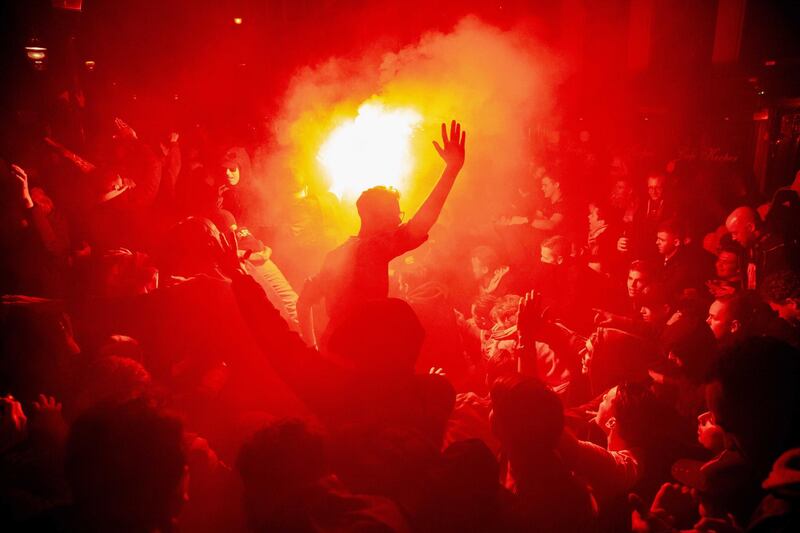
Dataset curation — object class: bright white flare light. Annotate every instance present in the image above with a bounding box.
[318,102,422,200]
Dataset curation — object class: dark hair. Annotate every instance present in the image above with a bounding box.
[356,186,400,220]
[613,381,665,449]
[656,218,683,238]
[490,376,563,451]
[237,418,327,493]
[65,398,185,531]
[760,270,800,304]
[716,240,743,257]
[436,438,501,524]
[717,291,767,332]
[77,356,152,410]
[629,259,655,277]
[661,316,717,383]
[541,235,570,259]
[157,216,224,277]
[638,283,672,309]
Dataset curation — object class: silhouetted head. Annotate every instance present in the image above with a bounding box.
[584,328,659,395]
[237,419,327,530]
[490,376,563,454]
[74,355,153,414]
[158,216,224,278]
[661,314,718,384]
[328,298,425,375]
[435,438,501,528]
[65,398,186,532]
[707,337,800,475]
[356,186,402,234]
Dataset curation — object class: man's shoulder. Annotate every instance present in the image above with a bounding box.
[758,232,786,253]
[323,237,359,260]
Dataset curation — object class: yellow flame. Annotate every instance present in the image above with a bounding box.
[317,102,422,200]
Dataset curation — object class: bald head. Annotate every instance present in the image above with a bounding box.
[725,206,759,248]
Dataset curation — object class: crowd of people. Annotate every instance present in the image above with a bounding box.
[1,104,800,533]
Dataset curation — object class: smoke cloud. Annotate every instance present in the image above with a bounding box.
[254,16,563,239]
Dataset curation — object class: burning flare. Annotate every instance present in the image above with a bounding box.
[318,102,422,199]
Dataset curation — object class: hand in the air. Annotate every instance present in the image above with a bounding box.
[30,394,68,444]
[433,120,466,172]
[114,117,138,140]
[10,164,33,207]
[517,290,547,342]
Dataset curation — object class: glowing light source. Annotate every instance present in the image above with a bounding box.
[26,47,46,60]
[233,17,243,25]
[318,102,422,200]
[25,39,47,70]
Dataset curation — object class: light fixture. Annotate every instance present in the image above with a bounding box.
[25,38,47,70]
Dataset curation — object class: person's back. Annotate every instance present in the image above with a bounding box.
[231,260,457,448]
[316,219,425,321]
[490,376,596,532]
[56,398,186,532]
[429,439,523,532]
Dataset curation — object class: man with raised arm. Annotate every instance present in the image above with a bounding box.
[219,121,467,449]
[298,120,466,347]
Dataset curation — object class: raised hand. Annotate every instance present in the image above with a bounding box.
[433,120,466,172]
[10,164,33,207]
[0,395,28,453]
[114,117,138,140]
[517,290,546,342]
[30,394,68,443]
